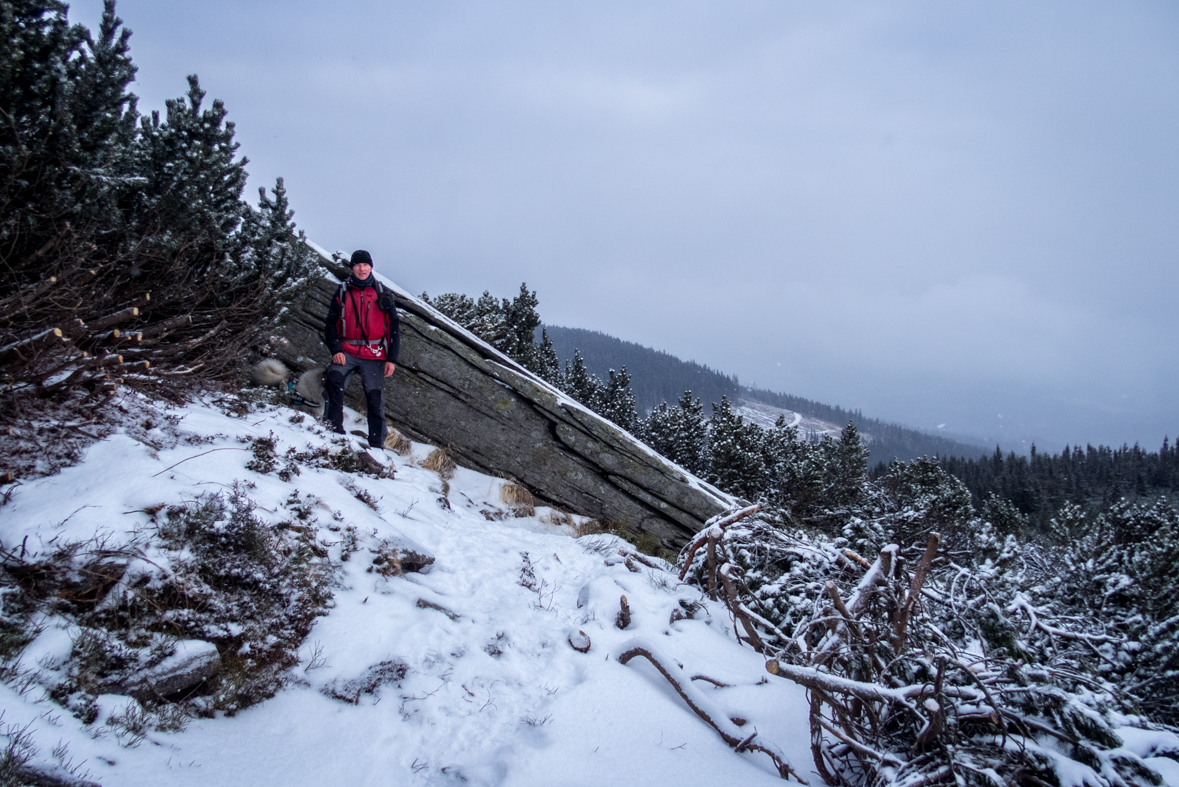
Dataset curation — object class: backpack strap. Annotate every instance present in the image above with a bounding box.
[335,280,350,338]
[374,282,395,354]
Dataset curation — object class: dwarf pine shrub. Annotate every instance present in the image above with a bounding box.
[1,481,337,731]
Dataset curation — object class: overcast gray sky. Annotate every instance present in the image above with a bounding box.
[74,0,1179,452]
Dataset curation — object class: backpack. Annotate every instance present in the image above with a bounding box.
[334,279,397,355]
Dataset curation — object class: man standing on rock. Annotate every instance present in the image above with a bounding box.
[324,250,400,448]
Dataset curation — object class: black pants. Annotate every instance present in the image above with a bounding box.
[324,354,387,448]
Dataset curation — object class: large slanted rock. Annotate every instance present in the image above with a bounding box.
[270,252,732,550]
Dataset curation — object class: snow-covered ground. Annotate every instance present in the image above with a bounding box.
[5,390,1179,787]
[0,390,817,786]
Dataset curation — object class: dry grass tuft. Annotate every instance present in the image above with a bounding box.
[422,447,456,478]
[499,482,535,517]
[575,519,623,538]
[383,427,412,456]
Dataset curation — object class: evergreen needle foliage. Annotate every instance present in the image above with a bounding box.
[1,0,319,406]
[932,441,1179,533]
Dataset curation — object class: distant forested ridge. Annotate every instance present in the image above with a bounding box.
[928,440,1179,532]
[542,325,986,466]
[541,326,739,414]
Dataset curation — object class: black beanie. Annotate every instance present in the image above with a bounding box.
[350,249,373,268]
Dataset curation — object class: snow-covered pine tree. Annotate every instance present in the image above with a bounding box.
[1,2,320,392]
[422,292,477,331]
[1047,500,1089,543]
[1050,497,1179,722]
[529,327,561,385]
[637,402,675,458]
[600,367,636,433]
[0,0,137,287]
[872,456,976,549]
[706,396,765,500]
[132,74,248,275]
[981,491,1030,536]
[636,392,708,474]
[669,391,707,476]
[71,0,139,227]
[500,283,540,367]
[239,177,318,316]
[760,416,825,521]
[563,350,603,412]
[472,291,506,348]
[416,286,641,427]
[826,420,869,509]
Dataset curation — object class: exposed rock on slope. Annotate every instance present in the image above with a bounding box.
[268,253,731,549]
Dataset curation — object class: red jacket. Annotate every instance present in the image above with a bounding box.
[324,279,400,362]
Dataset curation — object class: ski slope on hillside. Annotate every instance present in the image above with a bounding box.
[732,401,809,433]
[0,390,818,787]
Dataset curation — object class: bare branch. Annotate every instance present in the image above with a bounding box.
[893,533,940,652]
[679,504,760,580]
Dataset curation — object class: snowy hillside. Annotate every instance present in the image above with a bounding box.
[0,389,820,786]
[731,399,840,440]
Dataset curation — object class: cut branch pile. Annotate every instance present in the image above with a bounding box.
[1,239,275,399]
[678,511,1175,787]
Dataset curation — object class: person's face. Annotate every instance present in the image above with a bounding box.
[352,262,372,279]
